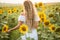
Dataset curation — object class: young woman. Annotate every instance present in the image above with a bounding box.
[8,0,40,40]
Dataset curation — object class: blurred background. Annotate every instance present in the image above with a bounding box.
[0,0,60,40]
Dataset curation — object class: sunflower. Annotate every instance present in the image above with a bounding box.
[38,2,44,7]
[0,9,3,14]
[35,3,38,8]
[55,7,58,11]
[38,11,46,18]
[49,24,55,32]
[38,12,46,22]
[40,17,46,22]
[12,8,17,13]
[17,10,19,12]
[48,13,54,18]
[19,24,28,34]
[44,20,50,26]
[40,13,46,18]
[2,25,8,32]
[8,9,12,14]
[38,2,45,10]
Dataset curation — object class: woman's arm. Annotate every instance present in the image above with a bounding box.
[8,21,23,32]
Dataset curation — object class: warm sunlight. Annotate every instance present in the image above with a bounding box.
[0,0,60,4]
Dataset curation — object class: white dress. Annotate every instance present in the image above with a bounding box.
[17,14,40,40]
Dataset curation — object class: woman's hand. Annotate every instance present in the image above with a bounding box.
[7,21,22,33]
[7,29,12,33]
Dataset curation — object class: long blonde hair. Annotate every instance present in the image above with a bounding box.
[24,1,35,29]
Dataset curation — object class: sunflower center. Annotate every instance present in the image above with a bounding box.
[22,27,26,31]
[39,3,42,6]
[49,14,53,17]
[35,4,37,7]
[41,15,44,17]
[44,22,49,25]
[9,11,10,13]
[52,27,55,30]
[4,27,6,31]
[41,18,44,22]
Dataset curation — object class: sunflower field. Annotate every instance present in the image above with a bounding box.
[0,2,60,40]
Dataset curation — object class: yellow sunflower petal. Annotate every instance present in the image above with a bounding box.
[0,9,3,14]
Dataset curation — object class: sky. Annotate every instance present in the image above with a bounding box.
[0,0,60,4]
